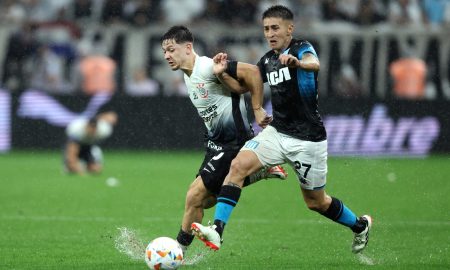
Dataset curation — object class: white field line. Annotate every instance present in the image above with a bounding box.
[1,215,449,226]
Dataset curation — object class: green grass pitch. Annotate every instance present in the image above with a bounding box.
[0,151,449,269]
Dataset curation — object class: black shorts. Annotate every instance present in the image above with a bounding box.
[197,147,240,196]
[64,143,102,167]
[78,144,97,163]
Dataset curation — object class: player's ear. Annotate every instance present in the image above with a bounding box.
[287,23,294,35]
[185,42,193,54]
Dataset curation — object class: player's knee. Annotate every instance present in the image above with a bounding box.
[229,158,250,180]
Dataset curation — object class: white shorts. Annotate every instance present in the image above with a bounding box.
[242,126,327,190]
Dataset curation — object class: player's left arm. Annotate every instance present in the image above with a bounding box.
[213,53,272,128]
[279,52,320,72]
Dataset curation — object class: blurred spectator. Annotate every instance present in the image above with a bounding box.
[126,67,160,96]
[196,0,223,23]
[421,0,450,26]
[30,44,74,94]
[124,0,162,27]
[334,63,364,98]
[389,55,427,99]
[23,0,73,23]
[162,0,205,24]
[336,0,361,20]
[353,0,386,25]
[163,72,188,97]
[222,0,258,25]
[0,0,27,24]
[73,0,93,20]
[102,0,125,24]
[2,22,40,91]
[322,0,351,21]
[76,34,117,95]
[295,0,322,25]
[388,0,424,26]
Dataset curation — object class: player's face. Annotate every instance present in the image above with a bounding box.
[263,17,294,53]
[161,39,189,71]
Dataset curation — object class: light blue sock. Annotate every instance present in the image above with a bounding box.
[214,200,236,224]
[337,204,358,227]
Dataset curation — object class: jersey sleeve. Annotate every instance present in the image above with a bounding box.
[295,41,318,60]
[256,58,267,83]
[225,60,238,80]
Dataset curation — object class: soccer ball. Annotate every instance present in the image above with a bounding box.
[145,237,184,270]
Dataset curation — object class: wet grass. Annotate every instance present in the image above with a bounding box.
[0,151,449,269]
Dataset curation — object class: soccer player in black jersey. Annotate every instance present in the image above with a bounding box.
[192,5,372,254]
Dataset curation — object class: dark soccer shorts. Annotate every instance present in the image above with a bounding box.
[197,147,240,195]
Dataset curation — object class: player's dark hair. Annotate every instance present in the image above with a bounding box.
[262,5,294,21]
[161,25,194,44]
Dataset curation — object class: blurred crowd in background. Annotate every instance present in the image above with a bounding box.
[0,0,449,99]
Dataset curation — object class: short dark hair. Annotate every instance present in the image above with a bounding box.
[161,25,194,44]
[262,5,294,21]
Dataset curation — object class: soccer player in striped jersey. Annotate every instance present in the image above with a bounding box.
[160,26,287,254]
[192,6,372,254]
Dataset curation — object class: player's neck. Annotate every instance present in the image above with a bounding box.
[181,53,197,77]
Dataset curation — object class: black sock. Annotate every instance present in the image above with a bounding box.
[213,220,226,236]
[176,228,194,247]
[351,218,367,234]
[321,197,344,221]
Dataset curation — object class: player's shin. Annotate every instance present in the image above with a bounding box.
[213,184,242,236]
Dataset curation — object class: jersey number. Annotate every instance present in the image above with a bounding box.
[294,161,312,178]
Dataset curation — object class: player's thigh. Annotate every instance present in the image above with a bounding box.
[241,126,285,167]
[198,149,239,195]
[285,139,328,190]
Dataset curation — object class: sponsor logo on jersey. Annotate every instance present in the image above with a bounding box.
[199,104,218,122]
[207,140,223,151]
[266,67,291,86]
[196,83,208,98]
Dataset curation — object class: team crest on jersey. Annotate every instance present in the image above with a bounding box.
[196,83,208,98]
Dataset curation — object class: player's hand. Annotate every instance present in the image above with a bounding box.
[213,52,228,76]
[279,54,300,68]
[254,107,272,128]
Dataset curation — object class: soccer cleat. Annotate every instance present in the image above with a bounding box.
[352,215,372,253]
[191,222,222,251]
[264,165,288,180]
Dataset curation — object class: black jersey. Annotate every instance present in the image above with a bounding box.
[257,39,327,142]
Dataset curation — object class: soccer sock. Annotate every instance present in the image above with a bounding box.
[213,184,242,237]
[321,197,360,231]
[176,228,194,247]
[243,168,264,186]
